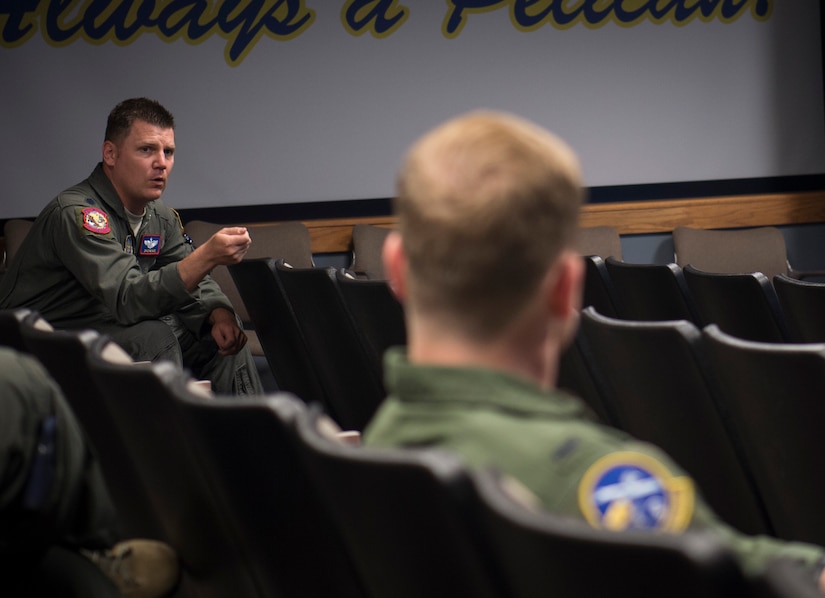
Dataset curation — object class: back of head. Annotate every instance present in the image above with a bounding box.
[395,110,583,340]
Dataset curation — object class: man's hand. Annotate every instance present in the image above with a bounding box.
[203,227,253,264]
[178,227,252,291]
[209,307,247,356]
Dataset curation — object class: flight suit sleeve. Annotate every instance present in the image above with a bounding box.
[55,203,193,326]
[546,434,825,581]
[151,211,236,337]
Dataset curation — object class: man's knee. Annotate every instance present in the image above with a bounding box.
[96,321,182,366]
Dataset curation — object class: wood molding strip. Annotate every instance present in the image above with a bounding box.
[578,191,825,234]
[298,192,825,253]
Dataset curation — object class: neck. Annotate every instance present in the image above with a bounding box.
[102,164,147,215]
[406,312,562,390]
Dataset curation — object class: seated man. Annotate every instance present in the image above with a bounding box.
[363,111,825,590]
[0,347,178,597]
[0,97,261,395]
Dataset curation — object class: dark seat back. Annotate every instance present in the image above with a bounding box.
[229,258,327,406]
[274,262,385,431]
[702,325,825,546]
[557,328,620,428]
[0,307,36,351]
[604,257,700,324]
[175,392,368,598]
[334,269,406,372]
[683,264,789,342]
[184,220,314,325]
[471,469,750,598]
[581,255,621,318]
[773,273,825,343]
[294,407,503,598]
[85,351,261,598]
[19,320,164,540]
[579,307,772,536]
[185,220,314,357]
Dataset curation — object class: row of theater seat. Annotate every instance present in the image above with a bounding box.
[228,258,406,433]
[4,218,825,594]
[0,308,818,598]
[559,305,825,548]
[222,227,825,562]
[210,221,825,548]
[584,254,825,343]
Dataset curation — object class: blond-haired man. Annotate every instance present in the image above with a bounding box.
[364,111,825,589]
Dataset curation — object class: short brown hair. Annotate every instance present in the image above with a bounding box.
[105,97,175,144]
[395,110,583,340]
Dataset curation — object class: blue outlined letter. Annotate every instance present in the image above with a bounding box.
[342,0,409,38]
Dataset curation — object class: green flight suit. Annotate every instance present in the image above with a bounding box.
[0,164,261,395]
[364,349,825,581]
[0,348,118,559]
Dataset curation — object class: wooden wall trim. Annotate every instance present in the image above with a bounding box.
[298,191,825,254]
[578,191,825,234]
[2,192,822,268]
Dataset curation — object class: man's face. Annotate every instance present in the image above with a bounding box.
[103,119,175,211]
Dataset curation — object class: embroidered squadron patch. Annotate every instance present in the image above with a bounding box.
[139,234,161,256]
[80,207,111,234]
[577,452,694,533]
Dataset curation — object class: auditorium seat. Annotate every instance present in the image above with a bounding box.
[673,226,791,282]
[0,306,36,351]
[581,255,621,318]
[334,269,406,379]
[175,391,369,598]
[229,257,328,407]
[184,220,314,358]
[19,319,166,540]
[273,262,385,431]
[350,223,392,279]
[557,328,620,428]
[575,225,622,261]
[579,307,773,536]
[672,225,825,283]
[773,274,825,343]
[604,257,701,324]
[293,405,503,598]
[471,468,753,598]
[86,347,262,597]
[682,265,789,343]
[703,325,825,546]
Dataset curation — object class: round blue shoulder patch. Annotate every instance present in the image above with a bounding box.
[578,452,694,532]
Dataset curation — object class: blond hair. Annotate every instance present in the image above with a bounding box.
[395,111,583,340]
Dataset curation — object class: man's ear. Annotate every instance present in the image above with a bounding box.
[102,140,117,167]
[549,250,584,318]
[382,230,408,302]
[547,250,584,347]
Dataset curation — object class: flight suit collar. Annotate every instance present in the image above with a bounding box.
[86,163,158,227]
[383,347,590,419]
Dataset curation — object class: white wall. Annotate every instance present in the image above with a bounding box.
[1,1,823,219]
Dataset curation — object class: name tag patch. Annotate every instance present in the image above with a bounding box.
[139,234,161,255]
[578,452,694,533]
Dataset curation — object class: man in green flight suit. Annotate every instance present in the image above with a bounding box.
[363,110,825,590]
[0,98,262,395]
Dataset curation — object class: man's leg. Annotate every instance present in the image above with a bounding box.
[94,320,183,366]
[161,315,264,396]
